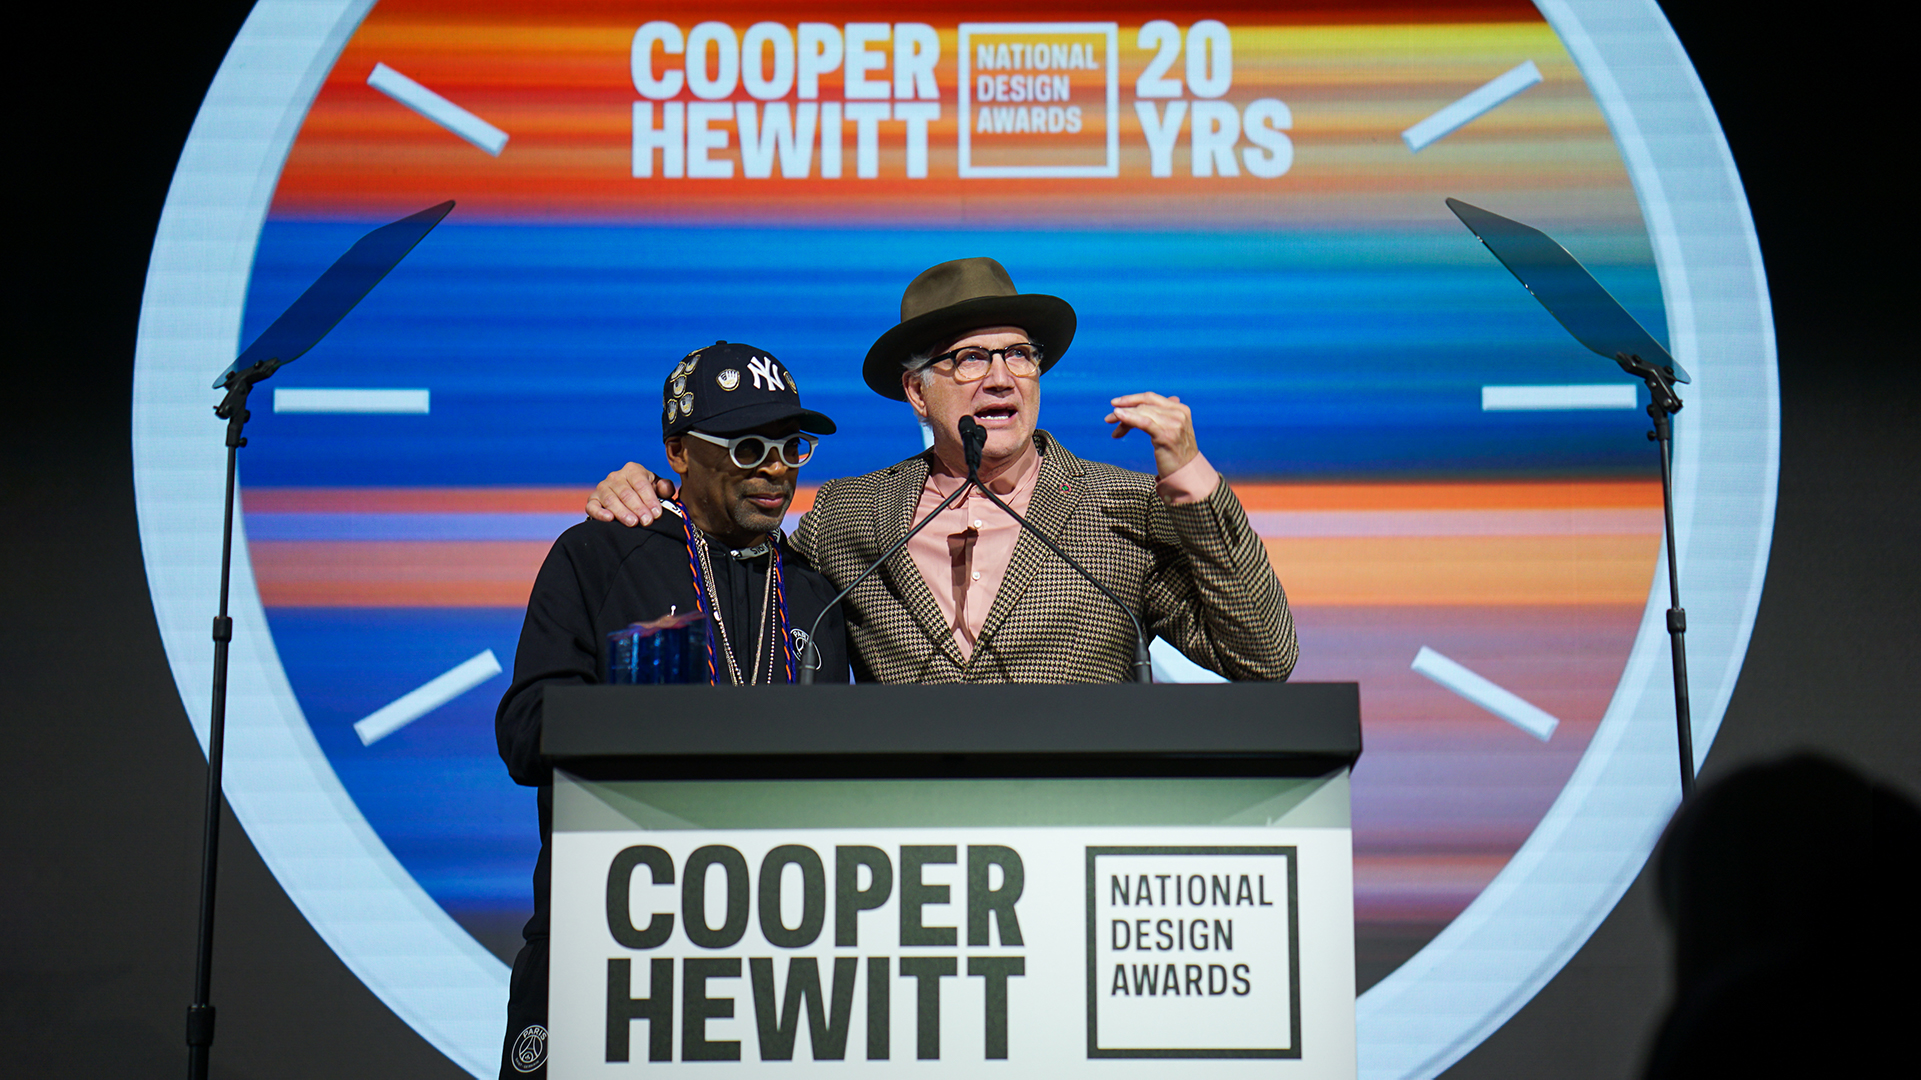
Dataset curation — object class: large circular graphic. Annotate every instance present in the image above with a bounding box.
[133,1,1775,1077]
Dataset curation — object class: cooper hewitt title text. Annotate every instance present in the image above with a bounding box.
[604,843,1025,1063]
[630,19,1293,180]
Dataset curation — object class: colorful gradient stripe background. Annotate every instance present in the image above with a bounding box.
[240,0,1667,989]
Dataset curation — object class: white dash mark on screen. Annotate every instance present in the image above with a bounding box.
[1411,646,1560,741]
[1402,60,1543,152]
[274,388,431,414]
[354,650,503,746]
[367,62,509,156]
[1482,384,1638,411]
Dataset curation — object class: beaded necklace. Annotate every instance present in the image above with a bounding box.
[678,504,796,684]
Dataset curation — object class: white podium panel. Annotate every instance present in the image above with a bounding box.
[550,773,1356,1077]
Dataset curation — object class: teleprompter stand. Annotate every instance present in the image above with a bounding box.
[1447,198,1698,798]
[185,201,453,1080]
[1616,350,1694,799]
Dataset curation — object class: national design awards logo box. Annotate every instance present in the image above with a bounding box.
[959,23,1121,177]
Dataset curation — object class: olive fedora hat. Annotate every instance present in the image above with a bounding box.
[861,257,1076,400]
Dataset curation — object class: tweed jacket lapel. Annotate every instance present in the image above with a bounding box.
[874,453,967,670]
[970,432,1085,663]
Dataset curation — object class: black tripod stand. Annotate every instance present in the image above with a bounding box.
[184,200,453,1079]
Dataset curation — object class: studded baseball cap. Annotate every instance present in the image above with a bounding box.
[661,341,837,438]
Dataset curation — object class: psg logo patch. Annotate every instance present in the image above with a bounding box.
[510,1024,548,1073]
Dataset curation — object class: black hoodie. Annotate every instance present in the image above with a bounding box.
[495,508,850,938]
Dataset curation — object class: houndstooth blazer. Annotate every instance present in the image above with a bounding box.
[791,431,1297,684]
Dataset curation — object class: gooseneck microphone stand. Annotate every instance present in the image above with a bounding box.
[798,419,1155,684]
[1445,197,1698,797]
[958,417,1154,683]
[1619,350,1694,799]
[185,201,453,1079]
[796,473,978,683]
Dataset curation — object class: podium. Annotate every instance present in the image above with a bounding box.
[543,683,1361,1077]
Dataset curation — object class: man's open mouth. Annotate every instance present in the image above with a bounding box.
[973,405,1019,426]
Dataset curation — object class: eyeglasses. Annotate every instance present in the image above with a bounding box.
[685,430,818,469]
[920,342,1044,383]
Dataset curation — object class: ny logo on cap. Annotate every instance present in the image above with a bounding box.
[747,355,784,391]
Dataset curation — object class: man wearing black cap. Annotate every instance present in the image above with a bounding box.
[493,342,848,1077]
[588,258,1295,684]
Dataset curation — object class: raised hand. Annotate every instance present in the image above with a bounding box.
[1105,392,1200,478]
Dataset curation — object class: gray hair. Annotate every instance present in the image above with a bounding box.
[903,344,942,391]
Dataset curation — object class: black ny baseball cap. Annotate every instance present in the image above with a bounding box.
[661,342,837,438]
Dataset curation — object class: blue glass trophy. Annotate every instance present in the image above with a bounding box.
[606,610,710,685]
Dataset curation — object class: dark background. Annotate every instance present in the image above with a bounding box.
[7,2,1913,1076]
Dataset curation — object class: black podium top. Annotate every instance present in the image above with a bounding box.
[543,682,1360,780]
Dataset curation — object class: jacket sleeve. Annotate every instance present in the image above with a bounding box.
[790,487,826,566]
[495,531,603,786]
[1145,476,1297,681]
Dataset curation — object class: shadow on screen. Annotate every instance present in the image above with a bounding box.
[1643,752,1918,1078]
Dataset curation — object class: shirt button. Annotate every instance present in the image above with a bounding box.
[972,571,981,580]
[972,519,983,529]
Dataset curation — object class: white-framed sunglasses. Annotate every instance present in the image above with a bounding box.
[685,430,819,469]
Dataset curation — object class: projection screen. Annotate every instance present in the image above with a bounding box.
[133,1,1775,1075]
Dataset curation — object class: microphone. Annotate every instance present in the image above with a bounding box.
[796,462,979,683]
[962,413,987,474]
[956,416,1154,683]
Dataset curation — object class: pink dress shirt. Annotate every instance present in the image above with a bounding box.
[908,445,1221,658]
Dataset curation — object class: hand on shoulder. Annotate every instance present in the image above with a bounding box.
[586,462,679,526]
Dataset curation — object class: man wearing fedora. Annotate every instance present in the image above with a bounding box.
[587,258,1295,683]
